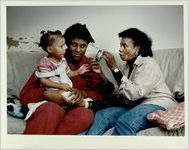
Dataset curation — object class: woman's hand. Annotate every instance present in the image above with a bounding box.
[90,60,102,74]
[89,59,108,84]
[78,64,90,74]
[102,51,118,70]
[58,83,72,91]
[68,88,84,105]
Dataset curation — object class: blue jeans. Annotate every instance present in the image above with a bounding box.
[86,104,165,135]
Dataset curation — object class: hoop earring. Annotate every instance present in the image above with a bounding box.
[135,51,139,57]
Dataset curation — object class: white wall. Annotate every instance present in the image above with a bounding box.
[7,5,183,54]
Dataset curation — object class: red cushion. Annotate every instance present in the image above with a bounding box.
[147,102,184,131]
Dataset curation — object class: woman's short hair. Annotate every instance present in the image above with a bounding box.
[118,28,153,57]
[63,23,95,46]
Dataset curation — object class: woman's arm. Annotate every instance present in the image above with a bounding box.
[90,60,108,84]
[102,51,123,85]
[89,60,116,95]
[111,70,123,86]
[72,88,88,99]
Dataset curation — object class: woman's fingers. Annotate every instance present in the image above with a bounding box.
[68,89,83,104]
[102,51,117,70]
[78,64,91,74]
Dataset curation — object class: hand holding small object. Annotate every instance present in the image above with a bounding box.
[89,60,102,74]
[78,64,90,74]
[102,51,118,70]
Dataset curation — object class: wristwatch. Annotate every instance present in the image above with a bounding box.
[113,68,119,73]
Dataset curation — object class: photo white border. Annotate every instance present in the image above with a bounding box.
[1,0,188,149]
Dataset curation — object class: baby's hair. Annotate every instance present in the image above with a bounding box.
[39,30,63,52]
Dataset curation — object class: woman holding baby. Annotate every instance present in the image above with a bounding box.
[20,23,113,134]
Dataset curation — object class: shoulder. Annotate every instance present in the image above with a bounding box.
[138,56,158,66]
[145,56,159,67]
[39,57,49,63]
[135,56,161,72]
[38,57,56,71]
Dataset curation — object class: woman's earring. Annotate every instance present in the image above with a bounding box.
[135,51,139,57]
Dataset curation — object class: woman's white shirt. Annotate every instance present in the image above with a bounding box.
[119,55,177,109]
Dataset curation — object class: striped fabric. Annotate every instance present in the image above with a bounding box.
[147,102,184,131]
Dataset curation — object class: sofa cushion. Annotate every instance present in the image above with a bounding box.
[7,50,46,99]
[152,48,184,95]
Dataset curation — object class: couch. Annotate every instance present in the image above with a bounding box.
[7,47,185,135]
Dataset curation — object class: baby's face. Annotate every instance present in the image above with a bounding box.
[50,37,67,60]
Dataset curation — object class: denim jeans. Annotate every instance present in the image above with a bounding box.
[86,104,165,135]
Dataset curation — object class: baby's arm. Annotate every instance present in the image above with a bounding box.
[39,77,71,91]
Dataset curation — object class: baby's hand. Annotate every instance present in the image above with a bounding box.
[58,83,72,91]
[78,64,90,74]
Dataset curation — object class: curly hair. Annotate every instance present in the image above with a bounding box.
[38,30,63,52]
[63,23,95,46]
[118,28,153,57]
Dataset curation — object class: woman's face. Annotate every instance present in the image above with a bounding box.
[67,38,88,61]
[119,37,140,61]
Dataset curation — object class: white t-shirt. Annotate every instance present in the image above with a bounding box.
[35,56,72,90]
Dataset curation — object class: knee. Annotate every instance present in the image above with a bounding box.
[114,117,135,135]
[91,109,110,126]
[115,117,125,129]
[67,107,94,124]
[37,102,65,117]
[86,110,111,135]
[60,107,94,134]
